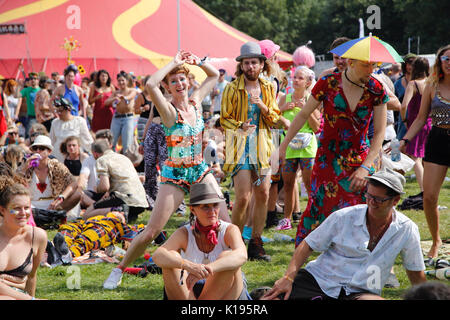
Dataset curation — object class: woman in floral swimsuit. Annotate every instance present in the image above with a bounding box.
[103,51,231,289]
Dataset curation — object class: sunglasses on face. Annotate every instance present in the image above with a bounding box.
[8,131,18,135]
[365,192,394,204]
[30,146,49,152]
[440,55,450,62]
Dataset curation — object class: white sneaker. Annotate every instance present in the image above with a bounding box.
[275,218,292,230]
[103,267,123,289]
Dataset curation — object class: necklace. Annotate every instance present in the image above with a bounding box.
[344,69,366,90]
[366,213,392,251]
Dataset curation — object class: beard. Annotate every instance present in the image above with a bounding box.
[243,69,260,81]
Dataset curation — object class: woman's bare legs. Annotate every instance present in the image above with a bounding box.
[422,161,447,258]
[117,184,185,269]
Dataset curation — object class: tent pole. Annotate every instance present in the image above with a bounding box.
[177,0,181,51]
[24,19,34,72]
[42,56,48,74]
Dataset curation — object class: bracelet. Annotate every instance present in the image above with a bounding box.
[401,138,409,145]
[180,259,185,270]
[284,274,294,283]
[360,164,375,175]
[57,194,65,201]
[198,56,207,67]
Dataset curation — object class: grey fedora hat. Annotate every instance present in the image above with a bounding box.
[236,41,267,62]
[364,168,406,195]
[187,182,225,206]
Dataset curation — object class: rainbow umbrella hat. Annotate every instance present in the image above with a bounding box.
[330,33,403,63]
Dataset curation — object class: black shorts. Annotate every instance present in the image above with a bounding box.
[93,192,146,222]
[289,269,373,301]
[83,190,105,202]
[423,126,450,167]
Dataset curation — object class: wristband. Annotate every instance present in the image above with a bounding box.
[360,164,375,175]
[284,274,294,283]
[198,56,207,67]
[400,138,409,145]
[57,194,65,201]
[180,259,185,270]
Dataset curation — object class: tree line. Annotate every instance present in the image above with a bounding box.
[193,0,449,59]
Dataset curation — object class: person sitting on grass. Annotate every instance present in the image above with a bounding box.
[263,169,426,300]
[50,211,145,264]
[152,182,249,300]
[0,182,47,300]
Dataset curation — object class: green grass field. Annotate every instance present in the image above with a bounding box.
[36,172,450,300]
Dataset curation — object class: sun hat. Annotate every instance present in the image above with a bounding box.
[364,168,406,195]
[236,41,267,62]
[187,182,225,206]
[259,39,280,59]
[31,135,53,151]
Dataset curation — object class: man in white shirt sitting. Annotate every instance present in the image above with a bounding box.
[78,129,113,208]
[263,168,426,300]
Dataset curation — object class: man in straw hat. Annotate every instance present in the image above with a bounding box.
[220,41,285,261]
[263,168,426,300]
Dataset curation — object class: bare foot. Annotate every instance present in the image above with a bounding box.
[427,239,443,258]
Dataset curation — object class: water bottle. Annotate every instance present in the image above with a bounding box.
[436,267,450,280]
[390,138,401,162]
[28,153,41,168]
[273,233,294,242]
[426,267,450,280]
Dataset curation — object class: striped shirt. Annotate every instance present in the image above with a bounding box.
[220,74,281,174]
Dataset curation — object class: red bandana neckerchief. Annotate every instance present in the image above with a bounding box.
[194,220,219,246]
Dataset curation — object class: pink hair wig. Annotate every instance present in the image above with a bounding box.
[292,45,315,68]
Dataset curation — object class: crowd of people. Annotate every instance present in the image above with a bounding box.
[0,37,448,301]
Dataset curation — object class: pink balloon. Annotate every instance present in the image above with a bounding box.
[73,72,82,86]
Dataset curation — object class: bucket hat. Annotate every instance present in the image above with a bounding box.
[364,168,406,194]
[31,135,53,151]
[187,183,225,206]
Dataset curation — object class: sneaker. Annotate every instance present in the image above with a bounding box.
[242,225,252,240]
[53,232,72,265]
[276,218,292,230]
[384,272,400,288]
[292,212,301,223]
[265,211,279,229]
[103,267,123,289]
[248,237,271,262]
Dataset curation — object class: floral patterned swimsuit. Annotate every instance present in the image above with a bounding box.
[160,101,210,193]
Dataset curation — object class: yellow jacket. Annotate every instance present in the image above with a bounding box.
[220,75,280,175]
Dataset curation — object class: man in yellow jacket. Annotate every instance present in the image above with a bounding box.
[220,41,283,261]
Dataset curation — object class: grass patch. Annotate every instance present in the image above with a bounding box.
[36,171,450,300]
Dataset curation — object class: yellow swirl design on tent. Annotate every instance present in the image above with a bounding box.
[112,0,172,69]
[0,0,68,23]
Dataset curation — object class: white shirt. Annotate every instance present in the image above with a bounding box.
[181,221,231,264]
[80,155,97,191]
[49,116,93,162]
[304,204,425,298]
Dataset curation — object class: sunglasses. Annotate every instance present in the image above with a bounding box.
[365,192,394,204]
[440,55,450,62]
[8,131,19,135]
[30,146,49,152]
